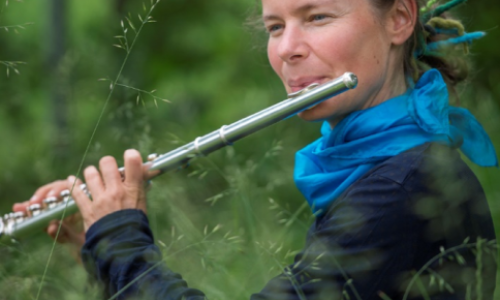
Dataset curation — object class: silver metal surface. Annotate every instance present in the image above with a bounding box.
[149,72,358,174]
[0,72,358,243]
[13,212,25,219]
[287,83,319,98]
[79,184,88,192]
[43,197,59,209]
[28,204,42,217]
[147,153,159,162]
[218,125,231,146]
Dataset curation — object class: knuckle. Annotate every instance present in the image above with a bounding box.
[103,186,120,200]
[125,183,140,195]
[75,185,85,195]
[34,185,47,196]
[113,187,125,199]
[54,180,68,192]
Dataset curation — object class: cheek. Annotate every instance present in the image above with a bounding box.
[322,31,367,65]
[315,18,383,67]
[320,29,387,94]
[267,41,282,77]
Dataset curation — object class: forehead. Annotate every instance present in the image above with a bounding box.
[261,0,359,15]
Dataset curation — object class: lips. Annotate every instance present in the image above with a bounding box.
[287,77,328,112]
[288,77,327,93]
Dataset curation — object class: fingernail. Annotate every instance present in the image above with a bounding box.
[67,176,76,183]
[30,196,38,203]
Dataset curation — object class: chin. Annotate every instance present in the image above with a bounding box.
[297,108,327,123]
[297,100,332,122]
[297,106,347,128]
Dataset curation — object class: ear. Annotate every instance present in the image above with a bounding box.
[386,0,418,45]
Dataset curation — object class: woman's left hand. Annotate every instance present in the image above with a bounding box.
[69,149,147,232]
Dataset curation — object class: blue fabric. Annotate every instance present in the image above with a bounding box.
[294,69,498,213]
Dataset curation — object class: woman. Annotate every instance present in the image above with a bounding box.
[14,0,498,299]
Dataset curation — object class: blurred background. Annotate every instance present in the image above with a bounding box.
[0,0,498,299]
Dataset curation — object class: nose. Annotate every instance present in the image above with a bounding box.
[277,25,308,64]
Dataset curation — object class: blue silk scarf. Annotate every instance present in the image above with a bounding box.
[294,69,498,214]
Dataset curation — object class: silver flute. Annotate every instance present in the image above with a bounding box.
[0,72,358,243]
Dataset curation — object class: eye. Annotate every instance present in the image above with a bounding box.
[266,24,284,35]
[310,14,329,23]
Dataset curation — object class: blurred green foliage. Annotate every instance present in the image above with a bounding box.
[0,0,498,299]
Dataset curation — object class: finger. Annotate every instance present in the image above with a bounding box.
[12,202,29,213]
[29,184,54,205]
[83,166,105,196]
[45,180,70,199]
[68,176,92,218]
[13,180,67,212]
[124,149,143,187]
[47,220,58,237]
[47,220,69,243]
[99,156,121,190]
[48,220,85,247]
[30,180,68,205]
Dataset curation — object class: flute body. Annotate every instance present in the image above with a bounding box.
[0,72,358,243]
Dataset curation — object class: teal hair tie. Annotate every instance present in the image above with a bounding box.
[426,31,486,51]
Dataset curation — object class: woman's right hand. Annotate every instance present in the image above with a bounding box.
[12,180,86,249]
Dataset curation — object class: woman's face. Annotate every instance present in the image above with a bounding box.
[263,0,405,126]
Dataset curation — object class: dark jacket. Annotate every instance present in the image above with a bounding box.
[82,143,497,300]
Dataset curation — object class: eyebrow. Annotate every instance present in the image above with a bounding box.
[262,3,321,22]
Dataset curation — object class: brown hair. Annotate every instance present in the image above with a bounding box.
[370,0,470,89]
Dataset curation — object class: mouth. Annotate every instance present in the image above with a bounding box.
[288,77,328,93]
[287,77,327,111]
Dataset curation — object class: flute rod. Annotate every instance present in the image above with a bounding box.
[0,72,357,243]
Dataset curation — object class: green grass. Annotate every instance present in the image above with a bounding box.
[0,0,499,299]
